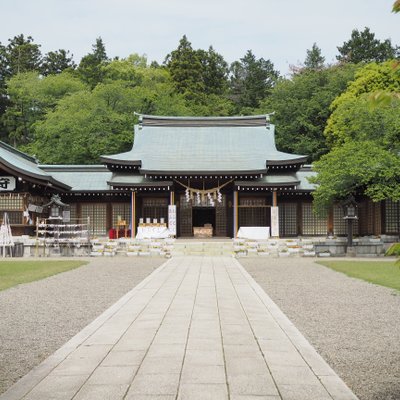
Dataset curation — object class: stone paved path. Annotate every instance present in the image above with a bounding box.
[1,257,358,400]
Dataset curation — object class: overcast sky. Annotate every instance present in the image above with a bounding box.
[1,0,399,75]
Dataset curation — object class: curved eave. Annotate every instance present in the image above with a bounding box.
[235,180,301,188]
[100,156,142,166]
[0,161,71,191]
[267,157,308,166]
[107,180,173,188]
[63,190,118,194]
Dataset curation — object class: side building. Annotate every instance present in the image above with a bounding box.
[0,115,398,238]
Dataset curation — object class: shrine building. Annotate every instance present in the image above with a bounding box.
[0,114,398,238]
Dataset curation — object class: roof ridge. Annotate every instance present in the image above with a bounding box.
[136,114,271,128]
[137,113,270,121]
[0,141,38,164]
[40,165,108,172]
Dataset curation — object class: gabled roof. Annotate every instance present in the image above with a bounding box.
[101,115,307,174]
[0,142,70,190]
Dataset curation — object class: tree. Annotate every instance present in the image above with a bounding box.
[229,50,279,111]
[312,60,400,214]
[304,43,325,70]
[197,46,229,96]
[126,53,148,68]
[24,66,192,163]
[310,141,400,214]
[1,34,42,76]
[3,71,86,146]
[260,63,357,161]
[165,35,205,99]
[77,37,109,88]
[325,61,400,147]
[336,27,398,64]
[393,0,400,12]
[41,49,76,75]
[24,85,133,164]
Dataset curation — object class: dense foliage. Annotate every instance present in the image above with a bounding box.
[311,61,400,213]
[260,63,358,161]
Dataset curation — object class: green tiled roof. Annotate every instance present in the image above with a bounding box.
[40,165,112,191]
[102,117,307,173]
[108,173,173,187]
[0,142,70,190]
[235,167,316,190]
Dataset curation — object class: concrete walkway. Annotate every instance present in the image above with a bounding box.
[1,257,358,400]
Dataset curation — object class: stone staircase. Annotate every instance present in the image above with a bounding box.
[171,240,234,257]
[88,238,319,258]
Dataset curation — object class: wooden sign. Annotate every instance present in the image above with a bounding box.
[0,176,16,191]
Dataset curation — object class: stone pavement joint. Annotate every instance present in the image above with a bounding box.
[1,256,358,400]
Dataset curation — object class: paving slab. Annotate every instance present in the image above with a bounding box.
[0,256,358,400]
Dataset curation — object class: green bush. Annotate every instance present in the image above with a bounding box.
[385,243,400,256]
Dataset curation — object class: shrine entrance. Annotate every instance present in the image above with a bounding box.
[179,193,228,238]
[193,207,216,237]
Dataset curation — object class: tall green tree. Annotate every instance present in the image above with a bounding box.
[0,35,42,139]
[165,35,205,99]
[25,85,133,164]
[3,71,86,146]
[229,50,279,112]
[41,49,76,76]
[336,27,398,64]
[197,46,229,95]
[310,141,400,214]
[325,61,400,147]
[77,37,109,88]
[260,63,357,161]
[1,34,42,76]
[304,43,325,70]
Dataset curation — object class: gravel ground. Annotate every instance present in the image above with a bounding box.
[239,257,400,400]
[0,257,165,395]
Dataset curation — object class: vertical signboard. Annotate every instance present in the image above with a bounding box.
[168,205,177,236]
[270,206,279,237]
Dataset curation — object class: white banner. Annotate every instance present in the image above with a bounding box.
[270,206,279,237]
[0,176,16,191]
[168,205,177,236]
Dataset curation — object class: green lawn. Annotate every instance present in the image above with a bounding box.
[317,260,400,291]
[0,260,88,291]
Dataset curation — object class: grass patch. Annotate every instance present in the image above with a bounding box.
[317,260,400,291]
[0,260,88,291]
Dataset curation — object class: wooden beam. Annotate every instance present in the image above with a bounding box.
[272,191,278,207]
[233,190,238,237]
[131,191,136,239]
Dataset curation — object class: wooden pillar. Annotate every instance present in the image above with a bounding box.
[233,190,238,238]
[170,190,174,205]
[131,191,136,238]
[106,202,112,232]
[272,191,278,207]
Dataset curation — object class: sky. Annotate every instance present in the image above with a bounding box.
[1,0,399,75]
